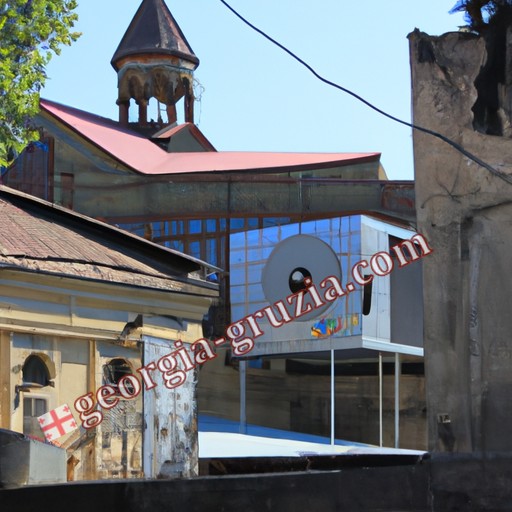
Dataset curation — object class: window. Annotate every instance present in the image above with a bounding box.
[23,397,48,438]
[103,358,135,394]
[188,220,202,234]
[230,218,245,230]
[206,238,217,263]
[22,355,52,387]
[247,218,259,230]
[362,278,373,316]
[188,240,201,259]
[21,355,54,438]
[206,219,217,232]
[171,221,184,235]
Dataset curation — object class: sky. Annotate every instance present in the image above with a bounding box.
[42,1,466,181]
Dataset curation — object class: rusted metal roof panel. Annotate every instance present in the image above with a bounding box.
[111,0,199,70]
[0,257,185,293]
[0,186,219,293]
[39,99,380,176]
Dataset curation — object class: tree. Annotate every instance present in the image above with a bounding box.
[450,1,512,32]
[450,1,512,135]
[0,1,80,167]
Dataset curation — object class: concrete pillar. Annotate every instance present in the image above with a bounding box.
[409,29,512,454]
[118,100,130,126]
[183,78,194,123]
[166,103,177,125]
[137,99,148,126]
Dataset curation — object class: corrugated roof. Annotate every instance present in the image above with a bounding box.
[40,99,381,175]
[0,186,218,293]
[111,0,199,70]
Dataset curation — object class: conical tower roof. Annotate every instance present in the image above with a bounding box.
[111,0,199,70]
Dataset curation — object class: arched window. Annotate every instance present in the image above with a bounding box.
[21,354,53,438]
[22,354,52,387]
[103,358,134,392]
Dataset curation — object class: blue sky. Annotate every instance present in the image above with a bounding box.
[43,1,465,180]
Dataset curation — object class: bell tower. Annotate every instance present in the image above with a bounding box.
[111,0,199,128]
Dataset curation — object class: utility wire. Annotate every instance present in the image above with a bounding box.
[219,0,512,186]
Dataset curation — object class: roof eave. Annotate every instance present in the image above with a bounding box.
[0,185,222,276]
[111,48,200,71]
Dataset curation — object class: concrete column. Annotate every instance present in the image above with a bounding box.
[183,79,194,123]
[118,99,130,126]
[166,103,177,125]
[137,99,148,126]
[410,29,512,454]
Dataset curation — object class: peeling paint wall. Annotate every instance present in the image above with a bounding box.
[4,330,200,481]
[410,29,512,454]
[96,342,143,479]
[6,333,142,481]
[1,271,207,482]
[142,337,198,479]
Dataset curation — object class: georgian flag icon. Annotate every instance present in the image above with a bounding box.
[38,404,78,442]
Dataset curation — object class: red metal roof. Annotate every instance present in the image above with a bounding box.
[152,122,217,151]
[40,99,380,175]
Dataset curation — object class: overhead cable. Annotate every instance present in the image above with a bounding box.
[219,0,512,186]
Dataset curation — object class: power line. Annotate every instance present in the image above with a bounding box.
[219,0,512,186]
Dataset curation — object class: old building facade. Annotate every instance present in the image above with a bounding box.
[0,186,217,482]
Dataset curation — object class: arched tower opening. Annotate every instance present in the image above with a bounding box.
[111,0,199,130]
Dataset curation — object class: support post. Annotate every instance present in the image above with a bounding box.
[137,99,148,126]
[166,103,177,125]
[331,349,335,446]
[117,99,130,126]
[0,331,11,429]
[183,78,194,123]
[239,360,247,434]
[395,352,401,448]
[86,340,97,480]
[379,352,383,447]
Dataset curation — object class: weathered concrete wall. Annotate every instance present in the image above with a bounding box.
[409,26,512,457]
[0,461,430,512]
[5,452,512,511]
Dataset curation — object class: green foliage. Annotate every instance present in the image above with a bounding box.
[0,0,80,167]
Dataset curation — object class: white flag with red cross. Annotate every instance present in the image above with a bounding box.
[38,404,78,442]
